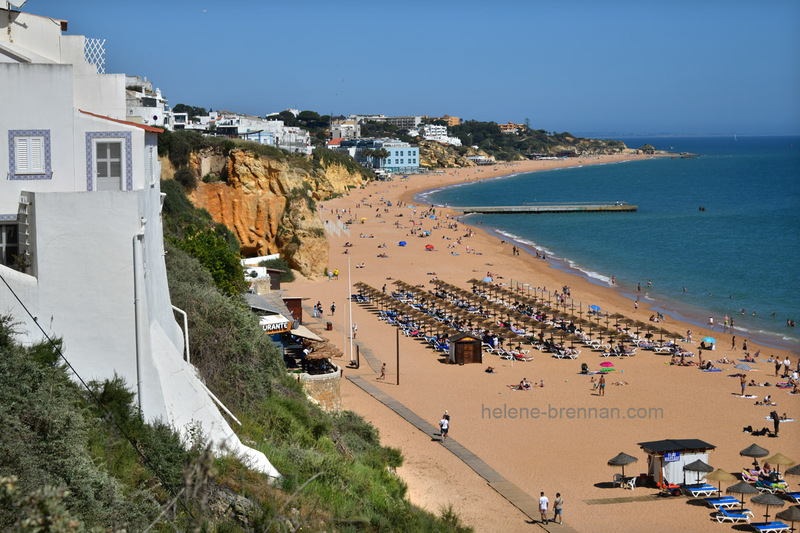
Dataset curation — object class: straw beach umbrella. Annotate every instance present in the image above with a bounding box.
[607,452,638,480]
[704,469,738,493]
[683,459,714,485]
[740,443,770,459]
[726,480,760,510]
[765,453,796,475]
[775,506,800,533]
[751,492,785,522]
[785,464,800,476]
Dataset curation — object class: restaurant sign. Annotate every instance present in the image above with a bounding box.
[260,314,290,333]
[664,452,680,462]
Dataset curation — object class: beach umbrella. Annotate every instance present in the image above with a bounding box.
[726,481,759,510]
[600,362,614,368]
[683,459,714,485]
[589,304,601,314]
[702,337,716,344]
[398,241,407,246]
[741,444,771,459]
[764,453,796,475]
[786,464,800,476]
[608,452,638,480]
[751,492,785,522]
[775,506,800,533]
[482,276,492,282]
[735,363,752,371]
[704,469,738,493]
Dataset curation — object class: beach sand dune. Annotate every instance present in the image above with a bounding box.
[285,156,799,532]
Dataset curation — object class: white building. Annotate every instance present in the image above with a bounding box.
[125,75,168,128]
[331,120,360,140]
[0,4,279,478]
[421,124,462,146]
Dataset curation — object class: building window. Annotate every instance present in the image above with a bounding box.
[85,131,133,191]
[8,130,52,180]
[0,224,19,267]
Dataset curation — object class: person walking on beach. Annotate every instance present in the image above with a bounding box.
[378,363,386,380]
[539,492,549,524]
[352,323,358,339]
[775,358,782,377]
[740,374,747,397]
[742,338,748,352]
[708,316,714,329]
[330,302,336,316]
[732,336,736,350]
[771,410,780,437]
[439,413,449,443]
[553,493,563,525]
[598,374,606,396]
[783,356,792,377]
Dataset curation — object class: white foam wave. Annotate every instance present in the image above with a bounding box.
[566,260,612,285]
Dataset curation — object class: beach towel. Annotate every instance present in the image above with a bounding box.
[507,385,531,391]
[702,368,722,372]
[765,416,795,422]
[775,382,791,388]
[736,394,757,399]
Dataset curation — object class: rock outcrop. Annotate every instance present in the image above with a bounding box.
[164,148,370,278]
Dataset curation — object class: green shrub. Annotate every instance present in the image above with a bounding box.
[174,166,197,190]
[258,257,296,282]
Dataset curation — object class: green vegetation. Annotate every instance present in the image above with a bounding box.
[450,120,626,159]
[312,147,375,179]
[258,257,296,283]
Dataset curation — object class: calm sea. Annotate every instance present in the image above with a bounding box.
[419,136,800,351]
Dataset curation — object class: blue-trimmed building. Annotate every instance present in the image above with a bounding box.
[338,138,419,174]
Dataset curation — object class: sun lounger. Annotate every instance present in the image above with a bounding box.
[513,353,534,362]
[715,507,752,524]
[704,496,741,509]
[714,509,753,524]
[786,491,800,503]
[756,480,788,494]
[684,483,720,497]
[749,521,790,533]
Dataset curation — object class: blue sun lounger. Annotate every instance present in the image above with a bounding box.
[785,491,800,503]
[715,507,752,524]
[704,496,740,509]
[749,521,790,533]
[683,483,719,497]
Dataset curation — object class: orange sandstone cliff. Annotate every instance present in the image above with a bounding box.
[162,148,370,278]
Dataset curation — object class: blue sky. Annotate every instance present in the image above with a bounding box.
[28,0,800,136]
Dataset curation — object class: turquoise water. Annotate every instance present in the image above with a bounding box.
[420,136,800,350]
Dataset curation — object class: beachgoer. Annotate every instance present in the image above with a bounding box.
[708,316,714,329]
[686,330,692,343]
[539,492,549,524]
[330,302,336,316]
[740,374,747,397]
[634,301,638,311]
[732,336,736,350]
[439,414,449,443]
[771,410,780,437]
[775,358,782,377]
[742,339,748,351]
[599,374,606,396]
[352,323,358,339]
[378,363,386,380]
[783,356,791,376]
[553,493,563,525]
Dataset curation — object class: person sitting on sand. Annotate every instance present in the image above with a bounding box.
[717,357,732,364]
[485,366,495,373]
[744,353,756,363]
[701,360,715,370]
[520,378,532,390]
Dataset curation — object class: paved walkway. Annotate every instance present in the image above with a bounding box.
[347,375,578,533]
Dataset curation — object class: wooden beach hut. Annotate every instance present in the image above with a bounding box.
[448,333,483,365]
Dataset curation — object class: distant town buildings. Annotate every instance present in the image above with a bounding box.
[499,121,526,134]
[348,114,423,130]
[425,114,461,127]
[331,120,360,140]
[418,124,462,146]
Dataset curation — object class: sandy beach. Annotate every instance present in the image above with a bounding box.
[285,155,799,532]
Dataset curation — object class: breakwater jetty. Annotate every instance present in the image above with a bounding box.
[455,202,637,214]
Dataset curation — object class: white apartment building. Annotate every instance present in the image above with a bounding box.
[0,4,279,478]
[420,124,463,146]
[125,75,168,128]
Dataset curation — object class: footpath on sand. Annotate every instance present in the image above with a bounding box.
[347,375,578,533]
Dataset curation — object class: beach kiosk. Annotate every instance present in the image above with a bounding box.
[638,439,716,485]
[448,333,483,365]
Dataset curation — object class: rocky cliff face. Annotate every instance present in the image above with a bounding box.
[165,149,369,278]
[418,140,482,168]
